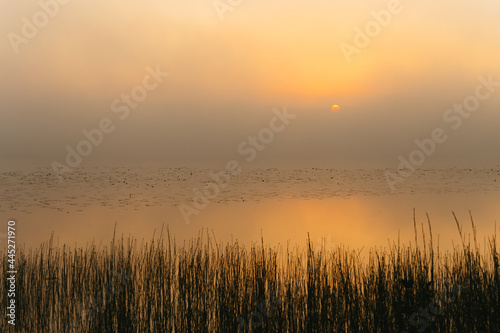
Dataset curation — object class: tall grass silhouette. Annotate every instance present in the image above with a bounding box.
[1,214,499,332]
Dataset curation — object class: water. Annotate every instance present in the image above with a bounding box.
[1,167,499,250]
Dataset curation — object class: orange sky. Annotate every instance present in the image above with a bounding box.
[1,0,499,168]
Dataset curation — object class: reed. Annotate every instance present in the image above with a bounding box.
[1,216,499,332]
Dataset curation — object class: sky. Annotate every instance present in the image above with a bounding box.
[1,0,499,171]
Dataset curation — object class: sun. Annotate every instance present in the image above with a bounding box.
[331,105,340,112]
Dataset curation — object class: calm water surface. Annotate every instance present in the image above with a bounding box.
[1,167,499,251]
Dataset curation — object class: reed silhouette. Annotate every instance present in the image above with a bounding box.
[1,213,499,332]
